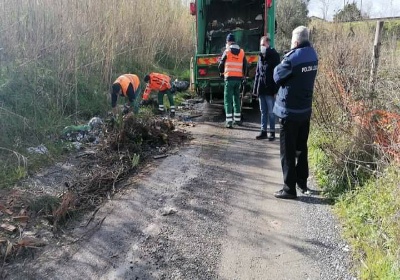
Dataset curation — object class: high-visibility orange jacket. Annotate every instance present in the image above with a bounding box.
[218,44,247,80]
[114,74,140,96]
[142,73,171,100]
[224,49,245,78]
[111,74,140,108]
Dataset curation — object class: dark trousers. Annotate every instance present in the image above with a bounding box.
[279,118,310,194]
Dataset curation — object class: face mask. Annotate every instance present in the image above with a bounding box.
[260,46,267,54]
[226,44,230,50]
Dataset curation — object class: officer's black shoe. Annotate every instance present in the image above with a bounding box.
[296,184,310,195]
[274,189,297,199]
[268,132,275,141]
[256,131,268,140]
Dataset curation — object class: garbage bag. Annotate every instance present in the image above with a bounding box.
[172,80,190,92]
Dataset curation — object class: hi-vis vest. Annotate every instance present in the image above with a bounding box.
[114,74,140,96]
[142,73,172,100]
[224,49,245,78]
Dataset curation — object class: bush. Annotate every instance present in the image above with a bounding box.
[309,21,400,196]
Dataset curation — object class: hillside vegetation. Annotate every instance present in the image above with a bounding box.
[0,0,193,187]
[309,19,400,279]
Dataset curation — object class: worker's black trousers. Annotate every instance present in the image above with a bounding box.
[279,118,310,195]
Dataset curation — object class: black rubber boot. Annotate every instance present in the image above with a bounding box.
[256,131,268,140]
[268,132,275,141]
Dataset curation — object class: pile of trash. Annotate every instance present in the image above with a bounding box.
[66,113,189,205]
[61,117,104,147]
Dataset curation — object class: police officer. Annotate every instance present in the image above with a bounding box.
[218,33,247,128]
[273,26,319,199]
[111,74,140,115]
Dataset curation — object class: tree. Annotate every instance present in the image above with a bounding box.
[318,0,331,20]
[333,2,363,22]
[275,0,310,51]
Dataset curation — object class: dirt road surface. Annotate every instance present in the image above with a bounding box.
[5,103,355,280]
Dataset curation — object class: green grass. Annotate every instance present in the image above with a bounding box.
[308,128,351,198]
[309,127,400,279]
[335,166,400,279]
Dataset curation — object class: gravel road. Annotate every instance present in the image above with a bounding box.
[4,102,356,280]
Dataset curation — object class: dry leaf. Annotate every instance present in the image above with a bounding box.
[17,237,45,248]
[0,223,17,232]
[12,216,29,223]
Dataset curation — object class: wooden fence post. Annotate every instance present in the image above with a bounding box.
[369,20,384,93]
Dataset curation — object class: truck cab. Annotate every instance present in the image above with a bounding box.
[190,0,275,104]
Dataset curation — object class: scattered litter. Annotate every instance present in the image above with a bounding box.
[153,154,168,160]
[88,117,103,130]
[69,142,83,150]
[342,245,350,252]
[27,144,48,155]
[76,150,96,158]
[161,207,178,216]
[215,180,227,184]
[61,118,104,143]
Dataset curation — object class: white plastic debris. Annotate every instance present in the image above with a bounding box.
[27,144,48,155]
[88,117,103,130]
[71,142,82,150]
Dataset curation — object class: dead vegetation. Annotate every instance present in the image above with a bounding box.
[309,21,400,195]
[0,114,191,266]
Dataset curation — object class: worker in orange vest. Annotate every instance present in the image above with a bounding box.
[218,33,247,128]
[111,74,140,115]
[142,73,176,117]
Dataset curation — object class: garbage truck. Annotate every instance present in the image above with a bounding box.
[189,0,276,105]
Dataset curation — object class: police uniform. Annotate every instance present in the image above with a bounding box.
[273,41,318,198]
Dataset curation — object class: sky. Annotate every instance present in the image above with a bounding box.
[307,0,400,20]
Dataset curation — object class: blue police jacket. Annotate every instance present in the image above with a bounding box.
[273,42,318,121]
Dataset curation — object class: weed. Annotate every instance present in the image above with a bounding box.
[336,167,400,279]
[29,195,61,216]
